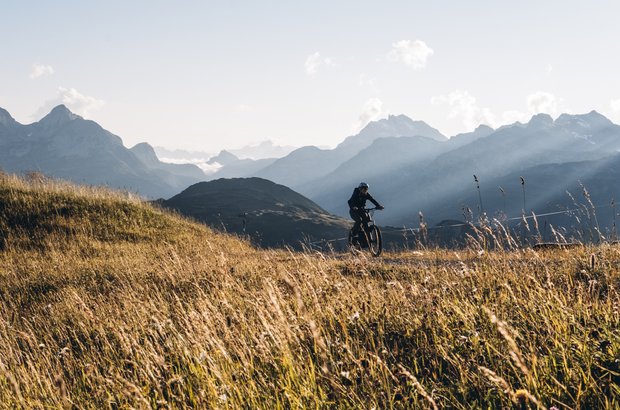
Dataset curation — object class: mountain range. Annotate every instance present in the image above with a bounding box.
[4,104,620,245]
[0,105,204,198]
[378,111,620,228]
[153,140,296,175]
[211,110,620,236]
[228,140,297,159]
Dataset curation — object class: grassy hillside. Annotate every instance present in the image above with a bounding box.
[0,173,618,408]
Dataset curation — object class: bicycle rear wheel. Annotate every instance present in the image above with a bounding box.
[367,225,382,257]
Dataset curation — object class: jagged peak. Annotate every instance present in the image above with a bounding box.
[131,142,157,154]
[555,110,613,128]
[129,143,161,166]
[0,107,18,127]
[528,113,554,126]
[39,104,81,126]
[365,114,418,131]
[207,150,239,165]
[131,142,158,156]
[339,114,447,151]
[475,124,494,132]
[386,113,414,122]
[449,123,494,142]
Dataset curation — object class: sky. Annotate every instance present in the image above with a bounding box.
[2,1,620,153]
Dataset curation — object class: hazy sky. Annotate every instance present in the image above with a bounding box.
[2,1,620,153]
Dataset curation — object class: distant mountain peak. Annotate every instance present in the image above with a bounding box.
[370,114,417,131]
[207,150,239,165]
[0,107,18,127]
[555,110,613,129]
[228,139,297,160]
[39,105,81,127]
[582,110,613,124]
[131,142,157,154]
[528,113,554,128]
[386,113,413,121]
[337,113,446,154]
[376,114,447,141]
[448,123,495,146]
[475,124,494,132]
[130,142,160,166]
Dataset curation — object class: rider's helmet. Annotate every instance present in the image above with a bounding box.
[359,182,369,189]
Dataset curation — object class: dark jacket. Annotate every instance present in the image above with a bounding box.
[348,187,380,210]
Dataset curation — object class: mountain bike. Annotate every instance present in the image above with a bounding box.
[348,207,383,257]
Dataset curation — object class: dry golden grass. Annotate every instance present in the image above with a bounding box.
[0,173,618,409]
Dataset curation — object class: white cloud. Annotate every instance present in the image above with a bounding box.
[527,91,569,117]
[610,98,620,113]
[33,87,105,119]
[432,90,565,133]
[355,98,384,131]
[527,91,560,116]
[305,52,334,76]
[387,39,433,70]
[358,73,375,88]
[546,64,553,76]
[501,110,530,124]
[358,73,379,93]
[30,64,55,79]
[431,90,496,130]
[160,157,219,175]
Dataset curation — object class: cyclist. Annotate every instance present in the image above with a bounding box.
[348,182,384,234]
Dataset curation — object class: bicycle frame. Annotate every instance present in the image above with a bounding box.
[349,207,383,256]
[358,207,378,230]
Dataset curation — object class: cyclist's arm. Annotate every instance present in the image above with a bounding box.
[367,194,381,208]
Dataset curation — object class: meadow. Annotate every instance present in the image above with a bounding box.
[0,173,618,409]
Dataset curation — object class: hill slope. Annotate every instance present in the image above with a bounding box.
[161,177,350,247]
[0,172,233,252]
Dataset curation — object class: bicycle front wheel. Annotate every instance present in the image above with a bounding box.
[367,225,382,257]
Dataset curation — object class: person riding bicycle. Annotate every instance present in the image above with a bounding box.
[348,182,384,234]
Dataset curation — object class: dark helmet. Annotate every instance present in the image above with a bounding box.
[359,182,369,189]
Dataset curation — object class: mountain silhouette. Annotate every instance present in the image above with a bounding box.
[161,177,350,248]
[130,142,206,180]
[425,152,620,236]
[0,108,19,128]
[254,114,446,189]
[5,103,620,242]
[182,110,620,234]
[228,140,297,159]
[206,150,278,179]
[0,105,205,198]
[374,111,620,227]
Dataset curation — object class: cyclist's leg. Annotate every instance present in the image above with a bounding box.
[349,209,362,233]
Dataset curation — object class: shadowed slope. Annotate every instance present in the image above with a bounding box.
[162,177,350,248]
